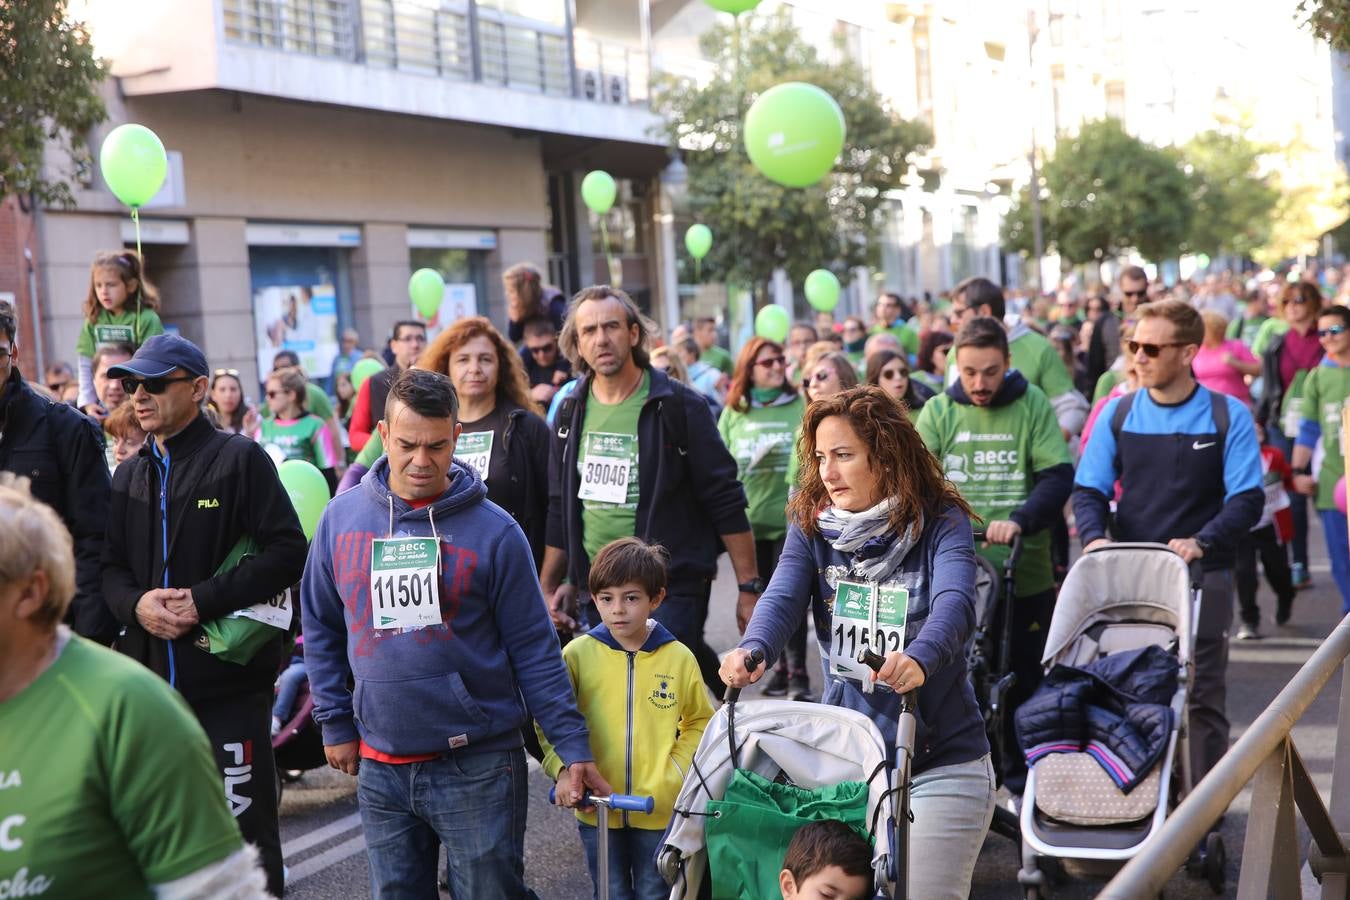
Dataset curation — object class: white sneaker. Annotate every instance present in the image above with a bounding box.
[1236,623,1260,641]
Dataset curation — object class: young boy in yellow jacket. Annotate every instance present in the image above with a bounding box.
[542,537,714,899]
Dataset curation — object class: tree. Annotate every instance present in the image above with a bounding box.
[1298,0,1350,52]
[1182,130,1280,259]
[1002,119,1193,266]
[650,14,930,290]
[0,0,108,207]
[1253,133,1350,266]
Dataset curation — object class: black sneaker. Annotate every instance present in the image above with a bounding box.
[1276,595,1294,626]
[789,671,815,702]
[762,666,789,697]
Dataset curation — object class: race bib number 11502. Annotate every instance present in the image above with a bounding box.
[829,579,908,682]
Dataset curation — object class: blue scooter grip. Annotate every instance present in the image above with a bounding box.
[548,787,655,815]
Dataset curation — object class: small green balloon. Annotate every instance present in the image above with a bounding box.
[581,170,618,215]
[755,305,790,343]
[351,357,385,392]
[804,269,841,312]
[99,124,169,208]
[409,268,445,320]
[278,459,330,540]
[744,82,846,188]
[704,0,760,12]
[685,224,713,260]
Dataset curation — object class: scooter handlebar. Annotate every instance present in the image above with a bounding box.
[548,787,655,814]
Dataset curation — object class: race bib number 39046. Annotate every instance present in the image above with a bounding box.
[370,537,442,630]
[829,579,908,682]
[578,432,637,505]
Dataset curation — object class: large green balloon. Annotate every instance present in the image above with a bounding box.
[804,269,841,312]
[409,268,445,320]
[684,224,713,260]
[755,305,790,343]
[99,124,168,208]
[278,459,329,540]
[351,357,385,392]
[581,170,617,215]
[704,0,760,12]
[744,83,846,188]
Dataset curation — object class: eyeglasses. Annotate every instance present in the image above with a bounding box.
[396,333,427,343]
[213,368,240,377]
[811,369,835,383]
[882,368,909,380]
[527,343,557,356]
[1287,295,1315,305]
[1319,325,1347,338]
[1122,289,1148,299]
[754,355,787,368]
[1127,340,1187,358]
[120,375,196,395]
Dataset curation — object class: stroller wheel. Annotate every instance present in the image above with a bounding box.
[1203,833,1226,894]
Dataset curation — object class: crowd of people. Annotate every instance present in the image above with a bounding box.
[1,247,1345,900]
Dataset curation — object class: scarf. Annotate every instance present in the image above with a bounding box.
[816,498,924,584]
[844,337,866,354]
[750,385,785,405]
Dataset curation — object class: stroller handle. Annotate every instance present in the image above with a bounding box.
[973,530,1024,575]
[855,648,922,709]
[722,648,766,705]
[548,787,655,814]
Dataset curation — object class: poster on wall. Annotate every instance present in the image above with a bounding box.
[253,284,339,381]
[414,283,478,340]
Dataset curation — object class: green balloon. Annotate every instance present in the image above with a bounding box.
[685,224,713,260]
[704,0,760,12]
[278,459,329,540]
[99,124,168,208]
[351,357,385,392]
[804,269,841,312]
[581,170,617,215]
[755,305,790,343]
[744,82,846,188]
[409,268,445,320]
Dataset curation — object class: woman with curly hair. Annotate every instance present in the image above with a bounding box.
[343,316,550,567]
[722,385,994,900]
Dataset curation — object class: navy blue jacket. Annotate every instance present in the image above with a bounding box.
[546,368,750,593]
[1073,384,1263,569]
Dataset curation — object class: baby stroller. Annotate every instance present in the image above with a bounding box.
[969,531,1023,842]
[659,650,918,899]
[1016,542,1222,898]
[271,657,326,793]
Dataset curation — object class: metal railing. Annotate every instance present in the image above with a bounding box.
[1100,614,1350,898]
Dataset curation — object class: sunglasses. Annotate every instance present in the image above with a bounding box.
[1319,325,1347,338]
[265,389,289,398]
[1122,289,1148,299]
[811,369,835,383]
[754,355,787,368]
[1287,295,1314,305]
[527,344,557,356]
[882,368,909,379]
[213,367,240,377]
[120,375,196,395]
[1127,340,1187,358]
[47,381,69,392]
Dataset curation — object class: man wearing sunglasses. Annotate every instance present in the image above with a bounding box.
[1117,265,1150,318]
[102,333,308,896]
[0,303,115,645]
[1073,299,1263,786]
[519,315,572,407]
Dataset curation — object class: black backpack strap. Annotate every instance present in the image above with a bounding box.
[555,396,577,441]
[1209,389,1230,448]
[1109,391,1135,474]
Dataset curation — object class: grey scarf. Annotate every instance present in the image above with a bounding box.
[816,498,924,584]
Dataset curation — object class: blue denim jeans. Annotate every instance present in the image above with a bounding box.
[271,660,306,721]
[577,823,668,900]
[357,749,535,899]
[1321,509,1350,614]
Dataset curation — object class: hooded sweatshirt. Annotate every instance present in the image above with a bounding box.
[300,457,592,764]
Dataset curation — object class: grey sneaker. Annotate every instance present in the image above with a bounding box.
[1236,622,1261,640]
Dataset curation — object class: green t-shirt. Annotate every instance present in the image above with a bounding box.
[1251,317,1290,358]
[871,321,920,357]
[262,383,334,423]
[915,383,1070,595]
[580,372,649,562]
[718,394,805,541]
[1227,314,1268,348]
[0,636,243,898]
[1300,362,1350,510]
[946,329,1074,401]
[1092,369,1123,404]
[258,413,338,469]
[700,344,734,377]
[75,308,165,358]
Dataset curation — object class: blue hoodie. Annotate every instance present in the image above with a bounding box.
[300,457,592,764]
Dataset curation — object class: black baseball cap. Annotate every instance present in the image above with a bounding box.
[106,334,210,380]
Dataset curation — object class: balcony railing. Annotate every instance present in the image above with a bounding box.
[221,0,648,104]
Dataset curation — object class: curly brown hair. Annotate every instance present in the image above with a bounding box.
[417,316,535,413]
[788,385,972,537]
[725,337,797,413]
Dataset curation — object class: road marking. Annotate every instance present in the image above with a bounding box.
[283,811,362,858]
[287,834,368,884]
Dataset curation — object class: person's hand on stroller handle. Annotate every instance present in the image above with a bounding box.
[719,647,767,688]
[874,652,926,693]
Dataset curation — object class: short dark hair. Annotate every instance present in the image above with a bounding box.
[782,820,873,893]
[92,342,135,378]
[560,285,654,375]
[955,316,1009,358]
[693,316,717,329]
[1119,265,1148,285]
[588,537,668,598]
[385,368,458,422]
[522,317,555,341]
[272,350,300,369]
[962,278,1005,320]
[0,304,15,344]
[1319,305,1350,329]
[392,320,427,342]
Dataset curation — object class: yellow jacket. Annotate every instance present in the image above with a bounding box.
[539,622,714,829]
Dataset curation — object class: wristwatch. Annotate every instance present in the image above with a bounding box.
[1192,536,1212,555]
[737,578,767,594]
[1293,465,1313,476]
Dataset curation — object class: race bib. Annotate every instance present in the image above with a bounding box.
[829,579,908,682]
[370,537,442,630]
[94,323,135,346]
[457,430,493,483]
[229,589,293,630]
[578,432,636,505]
[1282,396,1304,439]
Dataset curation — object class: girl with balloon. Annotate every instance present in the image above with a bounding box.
[76,250,165,416]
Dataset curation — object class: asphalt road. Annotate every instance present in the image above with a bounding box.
[279,523,1348,899]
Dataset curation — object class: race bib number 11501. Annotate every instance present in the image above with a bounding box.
[370,537,442,630]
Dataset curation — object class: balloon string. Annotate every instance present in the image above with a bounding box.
[695,258,702,282]
[132,207,143,345]
[600,218,618,286]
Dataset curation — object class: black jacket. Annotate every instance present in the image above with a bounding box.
[547,368,750,593]
[1255,328,1322,433]
[493,402,551,570]
[0,368,114,643]
[103,415,308,705]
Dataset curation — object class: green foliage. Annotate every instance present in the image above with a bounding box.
[0,0,108,207]
[1001,119,1193,265]
[650,14,930,288]
[1182,130,1279,259]
[1298,0,1350,52]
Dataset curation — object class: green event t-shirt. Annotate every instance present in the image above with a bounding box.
[0,635,243,898]
[718,394,805,541]
[1093,369,1123,404]
[262,382,334,423]
[915,383,1070,596]
[1299,362,1350,510]
[700,344,734,377]
[258,413,339,469]
[580,371,649,562]
[75,307,165,358]
[946,330,1074,401]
